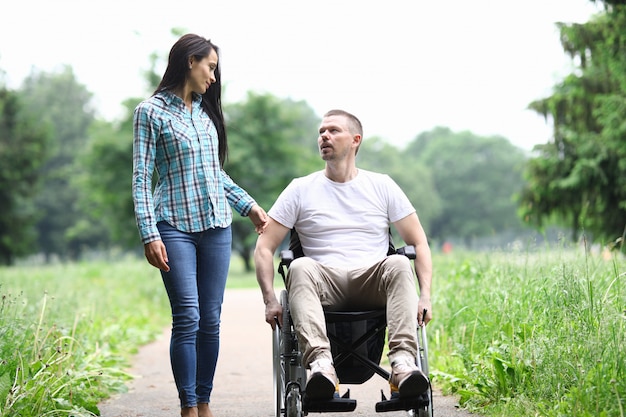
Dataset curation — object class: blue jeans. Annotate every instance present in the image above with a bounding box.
[157,221,232,408]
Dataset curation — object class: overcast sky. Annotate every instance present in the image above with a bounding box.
[0,0,602,151]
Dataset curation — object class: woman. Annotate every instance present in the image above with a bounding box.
[132,33,268,417]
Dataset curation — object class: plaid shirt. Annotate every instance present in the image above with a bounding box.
[132,90,256,244]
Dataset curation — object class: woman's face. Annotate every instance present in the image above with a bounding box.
[188,49,218,94]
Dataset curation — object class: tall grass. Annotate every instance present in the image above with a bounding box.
[0,255,168,416]
[0,254,258,417]
[430,246,626,416]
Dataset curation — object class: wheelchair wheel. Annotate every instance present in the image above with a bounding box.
[274,290,306,417]
[418,407,431,417]
[407,407,431,417]
[414,325,434,417]
[418,324,429,377]
[273,324,285,417]
[285,384,303,417]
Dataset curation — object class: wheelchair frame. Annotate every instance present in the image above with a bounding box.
[272,245,434,417]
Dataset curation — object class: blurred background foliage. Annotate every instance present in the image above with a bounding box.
[1,0,625,267]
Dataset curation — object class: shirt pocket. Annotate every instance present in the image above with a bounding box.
[162,117,198,157]
[167,118,196,142]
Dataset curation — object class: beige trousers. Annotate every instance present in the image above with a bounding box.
[285,254,418,368]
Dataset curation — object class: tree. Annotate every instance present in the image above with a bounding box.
[77,49,164,252]
[224,92,321,270]
[19,66,97,260]
[74,113,138,249]
[407,127,527,247]
[0,87,51,265]
[520,2,626,250]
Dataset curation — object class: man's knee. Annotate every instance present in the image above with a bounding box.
[383,254,416,289]
[290,256,318,270]
[286,257,319,288]
[385,254,413,274]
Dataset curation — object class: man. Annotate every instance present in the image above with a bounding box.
[254,109,433,401]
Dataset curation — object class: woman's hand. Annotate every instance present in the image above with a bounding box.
[248,204,269,234]
[144,240,170,272]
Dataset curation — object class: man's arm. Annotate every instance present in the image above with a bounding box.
[254,217,290,329]
[394,212,433,325]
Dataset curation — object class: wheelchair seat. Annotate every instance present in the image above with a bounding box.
[324,309,387,384]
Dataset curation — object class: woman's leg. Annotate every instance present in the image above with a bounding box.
[197,402,213,417]
[158,222,201,408]
[195,226,232,405]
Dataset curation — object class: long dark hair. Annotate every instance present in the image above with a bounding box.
[155,34,228,166]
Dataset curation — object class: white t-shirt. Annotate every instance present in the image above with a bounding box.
[268,169,416,268]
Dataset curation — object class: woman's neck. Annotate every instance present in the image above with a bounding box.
[172,86,193,111]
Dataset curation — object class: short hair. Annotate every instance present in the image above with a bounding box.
[323,109,363,137]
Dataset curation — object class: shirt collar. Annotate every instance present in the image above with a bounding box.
[157,90,203,110]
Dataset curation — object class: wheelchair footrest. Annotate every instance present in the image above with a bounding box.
[375,390,429,412]
[305,389,357,413]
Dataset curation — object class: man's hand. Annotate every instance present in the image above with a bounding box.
[144,240,170,272]
[264,299,283,330]
[417,296,432,326]
[254,217,290,331]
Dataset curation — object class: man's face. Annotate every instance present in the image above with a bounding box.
[317,115,358,161]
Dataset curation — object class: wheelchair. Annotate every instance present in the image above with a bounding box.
[272,233,433,417]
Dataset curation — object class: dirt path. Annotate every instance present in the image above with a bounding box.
[98,289,475,417]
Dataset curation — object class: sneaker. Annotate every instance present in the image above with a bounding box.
[306,358,339,400]
[389,357,429,398]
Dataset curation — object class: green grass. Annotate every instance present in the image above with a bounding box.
[0,255,169,416]
[429,247,626,417]
[0,254,260,417]
[1,248,624,416]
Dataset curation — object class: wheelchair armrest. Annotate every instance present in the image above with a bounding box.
[395,245,416,259]
[280,250,295,267]
[278,250,295,281]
